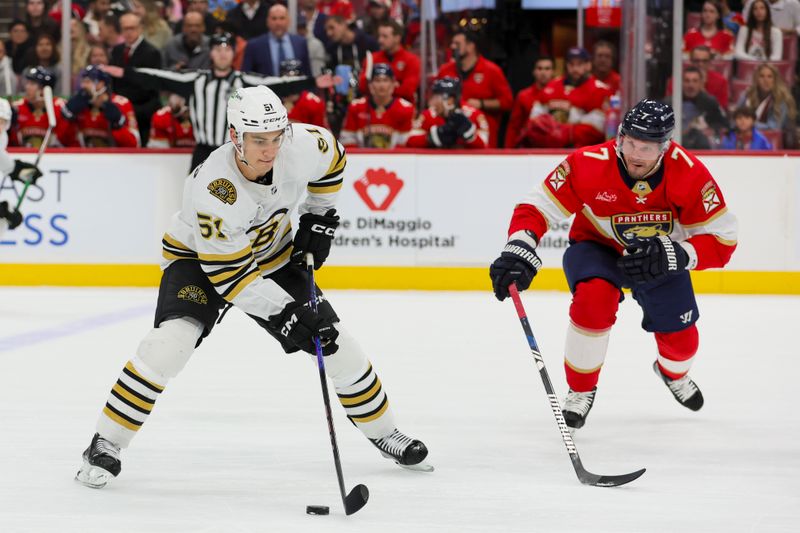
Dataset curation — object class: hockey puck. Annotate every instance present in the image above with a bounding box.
[306,505,330,515]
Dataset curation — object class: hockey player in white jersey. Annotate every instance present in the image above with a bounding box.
[0,98,43,237]
[76,86,430,489]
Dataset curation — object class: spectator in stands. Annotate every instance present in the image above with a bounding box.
[163,11,210,70]
[319,0,354,23]
[743,0,800,35]
[83,0,111,42]
[720,0,745,34]
[324,14,378,77]
[99,14,124,50]
[340,63,414,148]
[243,4,312,77]
[358,20,420,104]
[25,0,59,40]
[88,44,110,67]
[525,47,611,148]
[667,45,730,109]
[357,0,392,40]
[684,1,735,58]
[0,41,15,95]
[70,19,92,92]
[406,76,489,149]
[23,34,62,93]
[505,56,555,148]
[591,40,620,95]
[293,13,325,76]
[61,65,139,147]
[279,59,328,127]
[721,105,774,148]
[110,12,163,146]
[10,66,76,147]
[131,0,174,51]
[188,0,221,36]
[149,94,196,148]
[736,62,798,146]
[680,65,728,149]
[436,30,513,148]
[225,0,270,40]
[6,20,33,75]
[736,0,783,60]
[300,0,330,46]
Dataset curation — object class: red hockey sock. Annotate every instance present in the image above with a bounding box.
[654,325,699,380]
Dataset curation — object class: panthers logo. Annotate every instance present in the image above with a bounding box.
[177,285,208,305]
[612,212,673,246]
[208,178,237,205]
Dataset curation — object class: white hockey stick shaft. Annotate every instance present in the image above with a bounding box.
[16,86,55,210]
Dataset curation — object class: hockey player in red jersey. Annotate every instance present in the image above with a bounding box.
[505,56,555,148]
[357,20,421,104]
[148,95,196,149]
[490,99,738,429]
[10,66,77,148]
[61,65,140,148]
[340,63,414,148]
[406,77,489,149]
[525,47,612,149]
[279,59,328,128]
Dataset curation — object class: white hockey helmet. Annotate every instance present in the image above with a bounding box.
[0,98,12,130]
[227,85,288,137]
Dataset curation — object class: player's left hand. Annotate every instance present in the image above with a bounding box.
[9,160,43,184]
[100,100,124,129]
[291,209,340,270]
[617,236,690,284]
[446,110,476,141]
[0,201,23,230]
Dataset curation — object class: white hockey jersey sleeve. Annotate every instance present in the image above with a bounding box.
[297,127,346,216]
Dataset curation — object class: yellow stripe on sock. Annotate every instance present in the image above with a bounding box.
[112,383,154,411]
[102,406,141,432]
[350,399,390,423]
[339,378,382,407]
[125,361,165,392]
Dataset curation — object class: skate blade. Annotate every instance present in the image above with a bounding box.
[75,460,115,489]
[394,460,434,472]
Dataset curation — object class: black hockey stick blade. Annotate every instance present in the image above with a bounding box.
[344,484,369,515]
[577,465,646,487]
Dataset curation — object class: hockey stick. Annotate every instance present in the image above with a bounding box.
[508,284,646,487]
[15,85,55,210]
[305,253,369,515]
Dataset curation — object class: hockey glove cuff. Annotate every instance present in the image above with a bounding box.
[489,230,543,301]
[291,209,340,270]
[273,300,340,355]
[10,160,43,184]
[0,201,23,230]
[617,235,690,284]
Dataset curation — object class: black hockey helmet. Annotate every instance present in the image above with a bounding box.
[24,65,56,88]
[431,76,461,102]
[370,63,395,80]
[620,99,675,144]
[279,59,303,77]
[80,64,111,85]
[210,32,236,50]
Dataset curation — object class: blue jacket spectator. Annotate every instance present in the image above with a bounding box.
[242,4,312,77]
[721,106,773,150]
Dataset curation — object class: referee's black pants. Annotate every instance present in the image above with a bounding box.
[190,144,219,173]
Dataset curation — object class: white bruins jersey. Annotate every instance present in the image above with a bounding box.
[161,124,346,321]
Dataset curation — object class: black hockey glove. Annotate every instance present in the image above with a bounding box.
[9,160,43,184]
[101,100,125,129]
[291,209,340,270]
[0,201,23,230]
[273,300,340,355]
[617,236,690,284]
[446,110,476,141]
[489,231,543,301]
[429,123,457,148]
[62,90,91,120]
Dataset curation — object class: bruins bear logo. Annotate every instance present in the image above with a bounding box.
[177,285,208,305]
[208,178,237,205]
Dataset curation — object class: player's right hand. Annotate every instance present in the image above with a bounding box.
[10,160,43,184]
[63,90,92,119]
[273,300,340,355]
[430,124,457,148]
[446,110,476,141]
[489,234,543,301]
[0,201,23,230]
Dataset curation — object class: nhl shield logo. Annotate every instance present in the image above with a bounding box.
[177,285,208,305]
[208,178,237,205]
[612,211,673,246]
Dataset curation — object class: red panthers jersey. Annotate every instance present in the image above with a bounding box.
[72,95,139,148]
[505,83,548,148]
[10,97,77,148]
[683,28,735,58]
[149,106,195,148]
[508,140,738,270]
[358,48,421,104]
[287,91,327,129]
[533,75,612,146]
[339,96,414,148]
[406,105,489,149]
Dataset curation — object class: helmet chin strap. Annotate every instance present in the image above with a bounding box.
[233,130,256,170]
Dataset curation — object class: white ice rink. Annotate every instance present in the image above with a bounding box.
[0,287,798,533]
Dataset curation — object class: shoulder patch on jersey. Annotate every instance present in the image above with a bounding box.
[177,285,208,305]
[548,161,570,191]
[208,178,237,205]
[700,180,721,213]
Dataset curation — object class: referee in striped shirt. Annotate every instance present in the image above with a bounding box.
[101,33,311,170]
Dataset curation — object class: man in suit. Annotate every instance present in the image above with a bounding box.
[242,3,311,77]
[225,0,270,40]
[110,12,162,146]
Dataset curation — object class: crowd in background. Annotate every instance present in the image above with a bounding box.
[1,0,798,151]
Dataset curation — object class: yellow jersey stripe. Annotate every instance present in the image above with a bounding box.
[208,260,254,284]
[224,269,261,301]
[163,234,192,251]
[198,245,253,263]
[257,245,293,273]
[308,181,343,194]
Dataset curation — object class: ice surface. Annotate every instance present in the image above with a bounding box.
[0,287,797,532]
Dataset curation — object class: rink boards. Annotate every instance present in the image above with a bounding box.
[0,148,798,294]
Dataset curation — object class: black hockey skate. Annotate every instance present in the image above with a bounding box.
[370,429,433,472]
[75,433,121,489]
[562,387,597,430]
[653,361,704,411]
